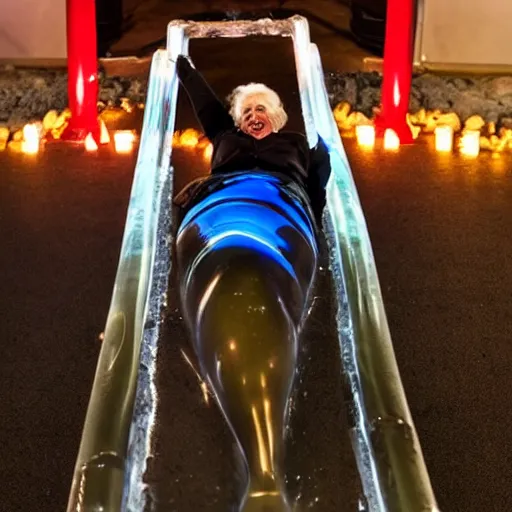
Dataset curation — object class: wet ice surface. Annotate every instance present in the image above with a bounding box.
[143,236,361,512]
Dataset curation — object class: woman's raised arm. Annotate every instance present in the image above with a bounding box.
[176,55,235,140]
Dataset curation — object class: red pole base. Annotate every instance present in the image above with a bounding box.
[374,115,414,145]
[61,120,101,144]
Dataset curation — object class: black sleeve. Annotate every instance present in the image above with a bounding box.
[176,55,235,141]
[306,135,332,225]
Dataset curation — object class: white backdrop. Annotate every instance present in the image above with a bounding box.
[415,0,512,68]
[0,0,66,60]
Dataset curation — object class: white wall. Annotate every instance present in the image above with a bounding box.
[415,0,512,68]
[0,0,66,60]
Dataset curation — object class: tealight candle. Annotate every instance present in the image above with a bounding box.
[383,128,400,151]
[459,130,480,157]
[355,125,375,149]
[84,133,98,152]
[114,130,135,153]
[179,128,200,148]
[21,124,40,154]
[203,143,213,161]
[435,125,454,152]
[100,120,111,145]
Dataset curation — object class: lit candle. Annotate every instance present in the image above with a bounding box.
[179,128,200,148]
[114,130,135,153]
[459,130,480,157]
[21,124,40,154]
[384,128,400,151]
[355,125,375,149]
[203,143,213,162]
[84,133,98,152]
[435,125,454,152]
[99,119,111,145]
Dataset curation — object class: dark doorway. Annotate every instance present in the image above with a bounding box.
[96,0,124,56]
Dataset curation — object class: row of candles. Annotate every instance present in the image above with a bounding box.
[355,124,481,156]
[84,130,136,153]
[15,119,478,157]
[15,122,215,160]
[15,123,137,155]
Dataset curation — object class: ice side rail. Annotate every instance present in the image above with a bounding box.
[66,49,177,511]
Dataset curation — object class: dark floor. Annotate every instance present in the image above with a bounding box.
[346,138,512,512]
[0,144,136,512]
[1,4,512,511]
[1,129,512,512]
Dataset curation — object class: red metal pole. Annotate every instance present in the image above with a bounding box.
[62,0,100,142]
[374,0,414,144]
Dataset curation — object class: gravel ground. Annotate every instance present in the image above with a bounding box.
[3,64,512,130]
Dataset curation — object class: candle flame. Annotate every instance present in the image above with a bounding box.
[383,129,400,151]
[114,130,135,153]
[459,130,480,157]
[84,133,98,152]
[21,124,40,154]
[178,128,201,147]
[435,125,454,152]
[355,125,375,149]
[203,143,213,161]
[99,119,111,145]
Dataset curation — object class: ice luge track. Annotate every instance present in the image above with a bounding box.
[68,15,438,512]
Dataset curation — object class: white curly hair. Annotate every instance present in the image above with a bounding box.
[227,83,288,132]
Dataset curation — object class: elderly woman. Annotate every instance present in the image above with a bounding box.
[173,55,331,512]
[174,55,330,223]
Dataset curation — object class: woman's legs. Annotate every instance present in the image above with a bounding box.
[174,178,318,510]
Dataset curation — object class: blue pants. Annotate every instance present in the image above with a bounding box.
[176,171,318,325]
[174,171,319,506]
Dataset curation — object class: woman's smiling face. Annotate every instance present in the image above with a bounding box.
[239,96,273,139]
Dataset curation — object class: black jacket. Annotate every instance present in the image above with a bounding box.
[175,55,331,222]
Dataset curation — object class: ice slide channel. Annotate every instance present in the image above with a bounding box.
[67,15,439,512]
